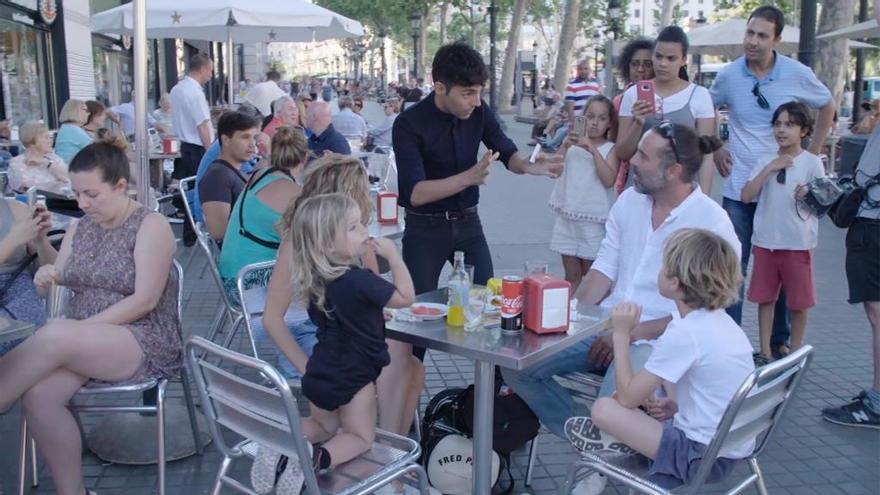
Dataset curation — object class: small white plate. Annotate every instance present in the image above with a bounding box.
[400,303,449,321]
[484,295,503,314]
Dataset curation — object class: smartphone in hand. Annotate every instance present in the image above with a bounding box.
[636,80,656,115]
[573,115,587,137]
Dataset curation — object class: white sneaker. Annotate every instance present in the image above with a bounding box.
[250,445,283,495]
[571,472,607,495]
[564,416,637,457]
[276,443,312,495]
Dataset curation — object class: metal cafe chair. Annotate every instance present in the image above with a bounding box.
[564,345,815,495]
[178,176,253,357]
[186,335,430,494]
[236,260,423,442]
[17,260,202,495]
[524,371,605,486]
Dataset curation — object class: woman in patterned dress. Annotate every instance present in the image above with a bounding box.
[0,134,180,495]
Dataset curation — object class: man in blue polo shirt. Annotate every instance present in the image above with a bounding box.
[306,100,351,156]
[710,5,834,362]
[393,42,563,359]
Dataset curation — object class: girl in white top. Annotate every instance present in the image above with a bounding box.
[565,229,755,489]
[549,95,619,291]
[616,26,717,193]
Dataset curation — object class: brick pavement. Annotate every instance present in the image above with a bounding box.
[1,111,878,494]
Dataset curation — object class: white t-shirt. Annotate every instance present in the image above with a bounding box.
[749,150,825,250]
[644,308,756,459]
[619,82,715,120]
[169,76,213,146]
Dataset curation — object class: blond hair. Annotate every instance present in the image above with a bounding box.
[20,121,49,147]
[281,154,371,233]
[59,99,85,124]
[662,229,741,311]
[288,193,359,312]
[270,126,309,170]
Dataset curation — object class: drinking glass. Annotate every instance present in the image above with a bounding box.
[524,260,549,276]
[465,264,475,282]
[464,289,487,333]
[46,283,70,319]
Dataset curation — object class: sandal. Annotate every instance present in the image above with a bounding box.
[771,344,790,360]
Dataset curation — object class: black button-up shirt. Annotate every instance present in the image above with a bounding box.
[392,93,518,213]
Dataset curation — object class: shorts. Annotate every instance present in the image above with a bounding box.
[254,318,318,380]
[747,247,816,310]
[845,218,880,304]
[648,422,738,489]
[302,350,383,411]
[550,217,605,260]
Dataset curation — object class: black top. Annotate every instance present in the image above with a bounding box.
[308,124,351,157]
[392,92,518,213]
[198,159,248,206]
[307,266,396,372]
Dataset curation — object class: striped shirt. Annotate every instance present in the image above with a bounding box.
[565,78,601,115]
[710,53,831,202]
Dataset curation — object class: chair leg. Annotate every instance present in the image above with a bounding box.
[29,436,37,487]
[525,435,539,486]
[179,366,203,455]
[206,308,228,344]
[749,458,769,495]
[406,463,430,495]
[212,456,233,495]
[17,417,28,495]
[156,380,168,495]
[412,407,422,443]
[221,315,244,351]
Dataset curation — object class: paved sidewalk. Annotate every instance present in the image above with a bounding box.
[1,105,878,494]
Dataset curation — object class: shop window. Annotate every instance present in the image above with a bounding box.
[0,18,50,126]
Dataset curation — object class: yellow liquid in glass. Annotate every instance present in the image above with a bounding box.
[447,305,465,327]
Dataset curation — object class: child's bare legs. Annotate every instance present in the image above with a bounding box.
[306,383,377,468]
[789,309,808,351]
[561,255,593,294]
[757,303,775,359]
[377,340,425,435]
[590,397,664,460]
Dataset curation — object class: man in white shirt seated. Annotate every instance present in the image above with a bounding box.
[332,95,367,140]
[503,122,740,440]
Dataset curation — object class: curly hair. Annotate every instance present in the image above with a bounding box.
[662,229,742,311]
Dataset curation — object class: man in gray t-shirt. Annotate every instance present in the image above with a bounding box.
[822,126,880,429]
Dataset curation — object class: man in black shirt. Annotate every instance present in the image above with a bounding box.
[394,42,563,355]
[199,111,259,244]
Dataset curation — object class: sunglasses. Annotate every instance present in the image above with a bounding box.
[776,168,786,184]
[752,82,770,109]
[629,60,653,69]
[655,120,681,163]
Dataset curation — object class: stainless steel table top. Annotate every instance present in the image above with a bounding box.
[0,317,35,344]
[368,216,405,240]
[385,288,609,370]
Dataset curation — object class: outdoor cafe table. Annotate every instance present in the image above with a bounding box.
[385,289,610,494]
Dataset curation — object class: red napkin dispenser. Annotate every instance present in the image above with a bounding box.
[377,191,399,224]
[162,137,180,154]
[523,273,571,334]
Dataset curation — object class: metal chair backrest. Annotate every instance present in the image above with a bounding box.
[684,345,814,491]
[185,336,322,494]
[178,176,240,313]
[236,260,276,361]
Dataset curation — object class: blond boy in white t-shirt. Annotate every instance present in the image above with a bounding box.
[565,229,755,490]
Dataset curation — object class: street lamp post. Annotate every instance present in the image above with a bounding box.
[410,13,421,79]
[488,0,498,110]
[379,30,387,90]
[532,41,538,102]
[608,0,622,40]
[593,31,601,77]
[694,11,707,83]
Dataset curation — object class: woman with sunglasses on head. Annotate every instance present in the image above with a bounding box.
[616,26,717,194]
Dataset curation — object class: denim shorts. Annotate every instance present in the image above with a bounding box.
[253,317,318,380]
[648,422,738,489]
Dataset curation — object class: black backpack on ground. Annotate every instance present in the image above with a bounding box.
[420,370,540,494]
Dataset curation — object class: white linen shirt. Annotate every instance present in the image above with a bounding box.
[169,76,213,146]
[592,187,741,322]
[332,108,367,139]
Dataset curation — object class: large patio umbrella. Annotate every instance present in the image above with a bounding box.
[816,20,880,41]
[92,0,364,203]
[687,18,878,57]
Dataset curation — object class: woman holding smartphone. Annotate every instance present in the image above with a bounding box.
[615,26,717,193]
[0,197,56,355]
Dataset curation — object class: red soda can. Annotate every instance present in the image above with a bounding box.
[501,276,524,331]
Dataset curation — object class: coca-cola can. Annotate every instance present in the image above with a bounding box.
[501,276,524,332]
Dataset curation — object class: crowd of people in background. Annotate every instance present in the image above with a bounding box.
[0,4,878,494]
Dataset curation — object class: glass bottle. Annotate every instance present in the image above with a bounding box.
[446,251,470,327]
